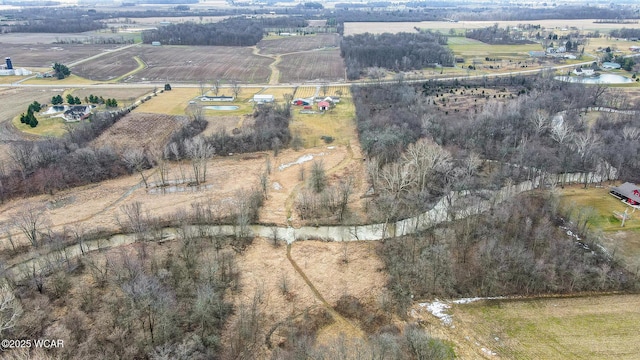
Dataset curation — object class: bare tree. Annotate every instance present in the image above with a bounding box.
[551,121,573,145]
[309,160,326,193]
[367,67,386,83]
[0,284,22,337]
[198,80,206,96]
[123,148,150,188]
[117,202,149,236]
[231,80,241,99]
[529,109,549,136]
[321,83,329,97]
[185,136,214,185]
[337,176,354,222]
[378,162,415,200]
[9,142,36,180]
[212,79,221,96]
[402,139,453,193]
[12,205,49,248]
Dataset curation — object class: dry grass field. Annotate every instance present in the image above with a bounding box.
[425,294,640,360]
[344,19,640,36]
[134,88,200,115]
[0,32,138,44]
[91,112,185,153]
[278,49,345,83]
[232,237,386,355]
[0,44,123,67]
[117,45,273,83]
[257,34,340,55]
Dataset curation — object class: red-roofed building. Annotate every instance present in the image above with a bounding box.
[318,101,330,111]
[610,182,640,205]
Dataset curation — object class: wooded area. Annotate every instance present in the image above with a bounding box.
[341,32,454,80]
[141,17,307,46]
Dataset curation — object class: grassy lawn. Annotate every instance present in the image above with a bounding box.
[560,185,640,232]
[453,294,640,360]
[560,184,640,270]
[290,91,356,148]
[11,113,73,137]
[134,88,201,115]
[449,42,543,58]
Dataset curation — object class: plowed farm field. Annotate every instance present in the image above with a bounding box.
[278,49,345,83]
[88,45,273,83]
[0,44,124,67]
[72,51,141,81]
[257,34,340,55]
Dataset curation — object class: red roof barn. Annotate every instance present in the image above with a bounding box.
[318,101,330,111]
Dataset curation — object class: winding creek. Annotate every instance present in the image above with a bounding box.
[5,170,614,281]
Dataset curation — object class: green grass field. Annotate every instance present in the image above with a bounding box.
[560,185,640,271]
[448,41,543,58]
[12,113,74,137]
[560,185,640,232]
[453,294,640,359]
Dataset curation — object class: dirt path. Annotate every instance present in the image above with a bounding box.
[286,244,365,342]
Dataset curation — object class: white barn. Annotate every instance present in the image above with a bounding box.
[253,94,274,104]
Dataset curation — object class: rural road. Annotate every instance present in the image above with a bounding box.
[0,60,595,90]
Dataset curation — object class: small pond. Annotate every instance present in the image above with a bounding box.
[204,105,239,111]
[554,74,634,84]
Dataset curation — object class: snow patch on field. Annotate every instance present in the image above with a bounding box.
[419,297,506,326]
[278,153,325,171]
[420,300,452,325]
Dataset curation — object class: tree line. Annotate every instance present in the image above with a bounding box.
[0,110,134,203]
[350,74,640,224]
[141,17,306,46]
[379,192,639,315]
[465,24,537,45]
[610,28,640,39]
[341,32,454,80]
[165,103,291,162]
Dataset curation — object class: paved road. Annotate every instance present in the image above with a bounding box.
[0,59,595,90]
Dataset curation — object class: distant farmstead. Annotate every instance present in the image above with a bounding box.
[610,182,640,205]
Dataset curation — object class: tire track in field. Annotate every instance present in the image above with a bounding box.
[286,243,364,340]
[251,46,280,85]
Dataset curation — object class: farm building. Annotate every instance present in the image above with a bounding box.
[152,41,162,46]
[610,182,640,205]
[0,57,32,76]
[201,95,234,102]
[253,94,274,104]
[318,101,330,111]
